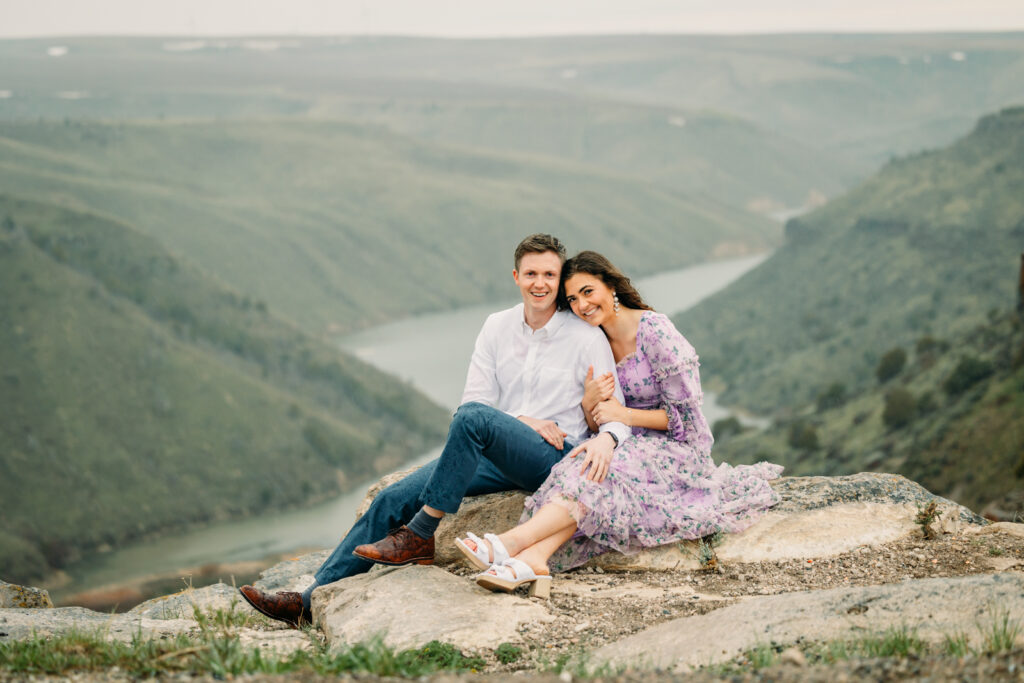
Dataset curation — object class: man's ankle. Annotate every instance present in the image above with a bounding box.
[407,509,442,540]
[300,582,318,611]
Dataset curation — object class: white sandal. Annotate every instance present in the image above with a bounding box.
[475,558,552,599]
[454,532,510,571]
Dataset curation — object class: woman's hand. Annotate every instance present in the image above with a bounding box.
[591,397,628,426]
[568,432,616,483]
[582,365,616,411]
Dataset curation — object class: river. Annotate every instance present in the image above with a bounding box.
[48,252,768,602]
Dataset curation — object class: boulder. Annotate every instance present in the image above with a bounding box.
[252,549,331,593]
[312,564,553,652]
[596,572,1024,670]
[355,471,986,571]
[0,580,53,609]
[129,582,254,620]
[0,607,196,643]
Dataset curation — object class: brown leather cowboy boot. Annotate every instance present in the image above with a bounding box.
[238,585,312,628]
[352,525,434,566]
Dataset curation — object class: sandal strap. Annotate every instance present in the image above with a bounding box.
[483,533,510,565]
[486,557,536,582]
[463,532,489,563]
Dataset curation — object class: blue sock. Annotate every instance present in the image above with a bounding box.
[301,582,318,610]
[407,509,442,539]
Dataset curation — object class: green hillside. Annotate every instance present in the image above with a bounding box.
[0,118,777,336]
[677,106,1024,413]
[2,33,1021,172]
[0,195,447,584]
[711,307,1024,518]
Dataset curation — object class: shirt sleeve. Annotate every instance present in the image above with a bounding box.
[460,316,501,409]
[581,331,632,447]
[640,313,714,453]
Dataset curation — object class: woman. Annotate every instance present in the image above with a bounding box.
[456,251,782,597]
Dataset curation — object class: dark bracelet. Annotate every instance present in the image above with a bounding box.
[607,431,620,448]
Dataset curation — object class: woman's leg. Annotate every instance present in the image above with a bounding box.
[511,523,576,575]
[464,502,577,560]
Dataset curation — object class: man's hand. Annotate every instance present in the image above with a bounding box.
[591,397,627,426]
[583,365,615,411]
[568,432,616,483]
[518,415,567,449]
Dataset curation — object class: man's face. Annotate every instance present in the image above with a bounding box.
[513,251,562,316]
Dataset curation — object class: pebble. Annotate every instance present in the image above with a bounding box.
[780,646,807,667]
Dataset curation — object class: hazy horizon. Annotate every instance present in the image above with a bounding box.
[5,0,1024,39]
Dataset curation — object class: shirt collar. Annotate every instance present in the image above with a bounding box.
[518,306,568,337]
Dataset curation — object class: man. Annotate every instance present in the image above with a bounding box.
[239,234,629,626]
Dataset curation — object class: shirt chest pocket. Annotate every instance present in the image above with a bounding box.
[530,366,578,404]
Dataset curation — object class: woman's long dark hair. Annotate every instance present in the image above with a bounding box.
[558,251,653,312]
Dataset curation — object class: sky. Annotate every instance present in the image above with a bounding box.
[3,0,1024,38]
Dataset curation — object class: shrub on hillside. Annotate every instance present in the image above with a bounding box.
[943,356,995,395]
[816,382,847,411]
[788,421,819,450]
[876,347,907,383]
[0,531,49,585]
[916,391,939,415]
[883,388,916,429]
[712,416,743,440]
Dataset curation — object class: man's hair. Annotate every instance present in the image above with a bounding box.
[513,233,566,270]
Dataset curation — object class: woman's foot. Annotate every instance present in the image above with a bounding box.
[454,532,510,570]
[475,558,552,599]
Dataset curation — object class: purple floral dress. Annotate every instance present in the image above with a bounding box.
[523,311,783,571]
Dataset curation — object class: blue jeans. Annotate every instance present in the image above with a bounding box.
[312,402,571,587]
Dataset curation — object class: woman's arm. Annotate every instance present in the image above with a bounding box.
[641,314,712,448]
[592,399,669,431]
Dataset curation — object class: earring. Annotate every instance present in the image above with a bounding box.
[613,292,620,314]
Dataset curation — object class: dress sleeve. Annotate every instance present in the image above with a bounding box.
[639,313,714,453]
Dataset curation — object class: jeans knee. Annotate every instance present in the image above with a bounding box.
[452,401,493,432]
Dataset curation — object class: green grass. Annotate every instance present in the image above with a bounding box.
[943,630,972,657]
[979,606,1023,653]
[0,630,486,678]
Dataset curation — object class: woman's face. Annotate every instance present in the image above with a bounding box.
[564,272,615,326]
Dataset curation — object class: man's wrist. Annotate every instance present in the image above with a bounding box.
[604,431,619,449]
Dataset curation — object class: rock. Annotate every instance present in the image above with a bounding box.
[0,580,53,609]
[356,471,985,572]
[311,564,553,651]
[436,492,528,566]
[595,573,1024,670]
[129,582,256,620]
[779,646,807,667]
[0,607,196,642]
[252,549,331,593]
[967,521,1024,540]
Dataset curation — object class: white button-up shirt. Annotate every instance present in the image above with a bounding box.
[461,304,631,447]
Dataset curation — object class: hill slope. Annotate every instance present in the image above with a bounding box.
[0,118,777,336]
[677,106,1024,413]
[710,307,1024,517]
[0,195,447,584]
[2,33,1021,171]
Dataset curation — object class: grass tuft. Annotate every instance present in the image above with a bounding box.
[979,606,1022,653]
